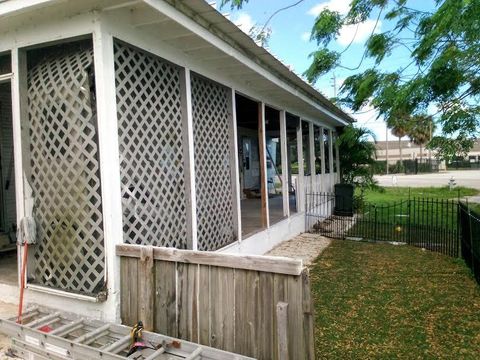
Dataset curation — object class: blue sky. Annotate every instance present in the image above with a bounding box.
[217,0,437,141]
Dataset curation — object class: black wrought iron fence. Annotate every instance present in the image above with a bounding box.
[307,193,460,257]
[459,204,480,284]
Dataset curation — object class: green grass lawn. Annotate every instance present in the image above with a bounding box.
[359,186,479,204]
[311,240,480,359]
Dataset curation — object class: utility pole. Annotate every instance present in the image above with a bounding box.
[331,73,337,98]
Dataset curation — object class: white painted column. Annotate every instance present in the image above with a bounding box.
[279,110,289,217]
[296,119,304,212]
[335,133,341,183]
[308,122,315,192]
[328,129,335,192]
[320,126,326,192]
[92,20,125,321]
[11,48,28,286]
[229,89,242,242]
[258,102,269,228]
[180,68,198,250]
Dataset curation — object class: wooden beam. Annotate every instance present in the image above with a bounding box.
[92,20,124,301]
[335,133,341,182]
[229,89,242,242]
[138,246,154,331]
[308,122,315,192]
[116,244,304,276]
[258,102,269,228]
[328,129,334,190]
[320,126,326,192]
[296,119,304,212]
[180,68,197,250]
[279,110,289,217]
[276,302,289,360]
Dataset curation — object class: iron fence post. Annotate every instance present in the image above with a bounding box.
[374,206,378,241]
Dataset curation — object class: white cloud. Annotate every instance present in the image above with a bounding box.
[308,1,381,46]
[232,13,255,34]
[301,32,310,42]
[337,19,381,46]
[308,0,351,17]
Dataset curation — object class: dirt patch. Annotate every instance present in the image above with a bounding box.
[266,233,331,266]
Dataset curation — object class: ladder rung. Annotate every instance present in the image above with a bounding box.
[185,347,203,360]
[50,319,84,337]
[102,334,130,353]
[74,324,110,344]
[27,312,61,328]
[143,347,165,360]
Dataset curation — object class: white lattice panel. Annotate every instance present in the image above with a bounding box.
[191,75,235,250]
[114,42,188,248]
[27,42,105,295]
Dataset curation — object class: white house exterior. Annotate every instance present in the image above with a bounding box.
[0,0,352,322]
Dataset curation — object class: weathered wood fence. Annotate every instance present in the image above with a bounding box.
[116,244,315,359]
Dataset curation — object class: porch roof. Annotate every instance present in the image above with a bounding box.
[0,0,354,127]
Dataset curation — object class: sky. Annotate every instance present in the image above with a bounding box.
[216,0,437,141]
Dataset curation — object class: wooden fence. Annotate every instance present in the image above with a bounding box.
[116,244,315,359]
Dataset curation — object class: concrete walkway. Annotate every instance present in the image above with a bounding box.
[266,233,331,266]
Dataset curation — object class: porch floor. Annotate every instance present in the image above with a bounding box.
[241,195,290,236]
[0,251,17,286]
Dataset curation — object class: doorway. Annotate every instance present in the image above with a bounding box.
[0,78,18,285]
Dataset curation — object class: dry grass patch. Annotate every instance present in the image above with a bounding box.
[311,240,480,359]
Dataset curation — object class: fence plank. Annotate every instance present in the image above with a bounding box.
[276,302,289,360]
[177,263,199,342]
[286,273,304,358]
[301,269,315,359]
[138,246,154,331]
[257,272,274,359]
[154,260,177,338]
[210,267,235,351]
[198,265,210,346]
[117,244,303,275]
[234,269,259,357]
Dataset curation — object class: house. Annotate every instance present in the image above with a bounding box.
[0,0,352,323]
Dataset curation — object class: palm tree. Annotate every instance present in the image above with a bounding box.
[408,115,434,160]
[337,125,377,186]
[388,117,409,169]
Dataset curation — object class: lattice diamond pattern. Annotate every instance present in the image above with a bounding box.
[114,42,188,248]
[191,75,235,250]
[28,43,105,295]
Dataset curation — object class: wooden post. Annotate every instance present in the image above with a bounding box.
[258,102,269,228]
[92,20,125,306]
[328,129,334,191]
[279,110,289,218]
[308,122,315,192]
[319,126,326,192]
[11,48,29,285]
[335,133,341,183]
[139,246,154,331]
[276,301,289,360]
[229,89,242,242]
[296,119,304,212]
[180,68,198,250]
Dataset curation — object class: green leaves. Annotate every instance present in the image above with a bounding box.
[303,49,340,82]
[337,125,377,187]
[310,10,343,46]
[366,33,392,64]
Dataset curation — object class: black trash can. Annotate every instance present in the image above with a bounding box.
[334,183,355,217]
